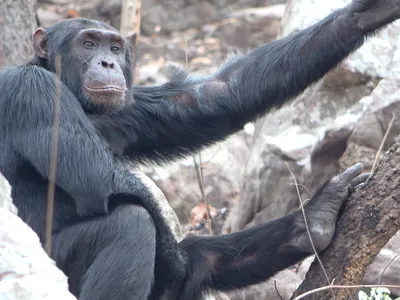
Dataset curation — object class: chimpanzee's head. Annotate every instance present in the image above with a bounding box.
[30,18,133,113]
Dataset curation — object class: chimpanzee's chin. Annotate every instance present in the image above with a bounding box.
[82,88,125,113]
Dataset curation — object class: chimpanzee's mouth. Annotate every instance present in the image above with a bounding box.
[85,85,125,92]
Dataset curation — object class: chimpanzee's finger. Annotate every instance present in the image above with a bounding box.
[348,184,355,196]
[338,163,364,184]
[351,173,371,187]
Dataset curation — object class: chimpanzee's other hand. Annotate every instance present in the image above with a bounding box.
[291,163,370,253]
[349,0,400,33]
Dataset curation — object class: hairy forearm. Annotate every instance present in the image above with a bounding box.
[221,7,365,120]
[178,213,309,297]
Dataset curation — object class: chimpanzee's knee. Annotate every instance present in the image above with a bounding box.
[52,204,156,298]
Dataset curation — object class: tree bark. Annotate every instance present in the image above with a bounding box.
[292,138,400,300]
[120,0,142,83]
[0,0,37,68]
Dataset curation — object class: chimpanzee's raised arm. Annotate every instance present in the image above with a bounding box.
[93,1,400,163]
[0,66,121,217]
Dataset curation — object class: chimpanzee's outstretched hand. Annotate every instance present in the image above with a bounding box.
[291,163,370,253]
[349,0,400,32]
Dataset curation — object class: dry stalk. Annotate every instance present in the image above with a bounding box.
[198,146,222,234]
[45,55,62,255]
[377,253,400,286]
[371,114,396,174]
[274,280,284,300]
[199,154,213,235]
[177,193,208,223]
[183,37,214,234]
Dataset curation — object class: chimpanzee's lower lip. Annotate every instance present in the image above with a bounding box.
[85,86,125,92]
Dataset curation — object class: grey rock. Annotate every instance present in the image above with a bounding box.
[0,173,76,300]
[0,172,17,214]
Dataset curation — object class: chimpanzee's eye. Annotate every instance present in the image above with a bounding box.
[84,41,95,49]
[111,45,120,53]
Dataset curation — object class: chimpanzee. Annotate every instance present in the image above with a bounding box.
[0,0,398,299]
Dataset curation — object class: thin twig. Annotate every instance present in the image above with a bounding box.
[177,193,207,223]
[329,277,352,299]
[199,154,213,234]
[291,183,312,199]
[290,183,312,209]
[186,38,205,197]
[344,286,355,300]
[293,284,400,300]
[44,55,62,256]
[298,198,311,209]
[192,156,203,196]
[371,114,396,174]
[185,39,188,68]
[274,280,284,300]
[133,0,142,83]
[201,146,222,168]
[377,253,400,286]
[286,162,336,300]
[197,146,222,232]
[183,37,213,234]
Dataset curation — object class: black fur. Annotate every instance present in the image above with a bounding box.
[0,3,396,299]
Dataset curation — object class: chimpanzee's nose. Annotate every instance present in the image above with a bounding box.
[99,60,115,69]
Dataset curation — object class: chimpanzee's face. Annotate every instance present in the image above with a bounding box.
[32,19,133,114]
[70,28,128,111]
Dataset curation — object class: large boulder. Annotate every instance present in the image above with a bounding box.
[0,172,76,300]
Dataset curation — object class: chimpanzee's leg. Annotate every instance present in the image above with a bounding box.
[52,204,156,300]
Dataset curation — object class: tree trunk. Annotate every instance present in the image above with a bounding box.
[292,138,400,300]
[120,0,142,83]
[0,0,37,68]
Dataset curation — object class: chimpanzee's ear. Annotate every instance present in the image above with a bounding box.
[32,28,48,59]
